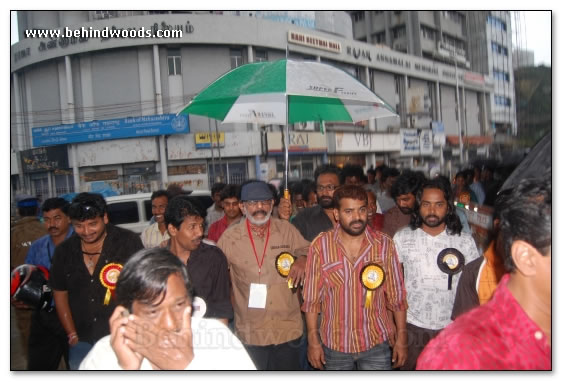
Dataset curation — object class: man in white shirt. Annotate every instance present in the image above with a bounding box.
[79,247,255,370]
[140,191,170,248]
[205,183,226,235]
[393,178,480,370]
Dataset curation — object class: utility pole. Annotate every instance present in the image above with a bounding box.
[453,52,464,165]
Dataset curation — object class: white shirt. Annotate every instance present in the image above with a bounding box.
[205,204,224,234]
[140,222,170,249]
[393,227,480,330]
[79,317,256,370]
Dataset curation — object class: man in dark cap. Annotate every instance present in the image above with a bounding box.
[217,180,310,370]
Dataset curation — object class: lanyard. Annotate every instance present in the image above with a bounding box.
[246,218,271,275]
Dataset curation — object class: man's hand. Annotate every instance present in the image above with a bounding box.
[307,341,326,370]
[123,306,194,370]
[391,331,407,368]
[288,255,307,287]
[277,197,292,221]
[109,306,143,370]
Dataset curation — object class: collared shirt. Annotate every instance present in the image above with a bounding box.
[11,216,47,269]
[140,222,170,248]
[292,204,334,242]
[207,215,241,243]
[302,226,407,353]
[394,227,480,330]
[25,227,75,269]
[172,241,233,320]
[50,224,144,344]
[382,205,411,238]
[217,217,310,346]
[417,274,551,370]
[79,317,257,370]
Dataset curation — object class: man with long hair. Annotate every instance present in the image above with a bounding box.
[393,179,480,370]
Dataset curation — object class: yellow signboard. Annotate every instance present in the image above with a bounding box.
[195,132,225,148]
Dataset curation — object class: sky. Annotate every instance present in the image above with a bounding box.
[10,10,552,67]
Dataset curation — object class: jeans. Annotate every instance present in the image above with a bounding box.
[322,341,392,370]
[68,341,93,370]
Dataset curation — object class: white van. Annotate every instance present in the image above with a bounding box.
[105,190,213,234]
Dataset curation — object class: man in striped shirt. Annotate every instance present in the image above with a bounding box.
[302,185,408,370]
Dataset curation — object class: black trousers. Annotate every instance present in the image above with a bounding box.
[244,337,302,370]
[399,323,441,371]
[28,309,69,370]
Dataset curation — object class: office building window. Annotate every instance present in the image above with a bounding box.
[493,69,510,82]
[421,25,436,41]
[491,42,508,56]
[494,95,511,107]
[442,11,463,24]
[230,48,244,68]
[353,12,365,22]
[487,15,507,31]
[167,49,182,75]
[375,32,386,44]
[392,26,406,39]
[255,50,268,62]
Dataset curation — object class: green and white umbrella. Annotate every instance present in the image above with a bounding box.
[178,58,398,194]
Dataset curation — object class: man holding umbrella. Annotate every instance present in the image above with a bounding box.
[217,180,310,370]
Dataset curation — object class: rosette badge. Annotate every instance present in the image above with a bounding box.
[360,263,385,308]
[437,248,465,290]
[100,263,123,305]
[275,252,296,288]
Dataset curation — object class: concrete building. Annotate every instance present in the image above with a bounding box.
[351,10,516,146]
[11,11,494,201]
[512,48,535,69]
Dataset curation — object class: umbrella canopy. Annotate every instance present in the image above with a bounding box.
[499,132,551,192]
[178,59,397,125]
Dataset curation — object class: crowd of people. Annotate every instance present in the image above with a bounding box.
[10,162,551,371]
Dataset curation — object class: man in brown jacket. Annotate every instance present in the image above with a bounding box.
[382,171,425,238]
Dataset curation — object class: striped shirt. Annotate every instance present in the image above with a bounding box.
[140,222,170,248]
[302,225,407,353]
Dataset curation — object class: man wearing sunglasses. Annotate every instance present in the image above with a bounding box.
[49,192,143,369]
[217,180,310,370]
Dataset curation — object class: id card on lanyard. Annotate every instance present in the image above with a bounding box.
[247,219,270,309]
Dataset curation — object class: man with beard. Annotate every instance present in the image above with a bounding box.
[393,179,480,370]
[50,193,143,369]
[140,190,170,248]
[302,185,407,370]
[217,181,310,370]
[164,195,232,324]
[22,198,74,370]
[292,164,341,241]
[382,170,425,238]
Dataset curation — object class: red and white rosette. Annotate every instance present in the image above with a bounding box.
[99,263,123,305]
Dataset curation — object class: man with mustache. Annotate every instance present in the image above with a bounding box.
[303,185,407,370]
[292,164,341,241]
[50,192,144,369]
[164,195,232,325]
[20,198,74,369]
[217,180,310,370]
[393,179,480,370]
[382,170,425,238]
[140,190,170,248]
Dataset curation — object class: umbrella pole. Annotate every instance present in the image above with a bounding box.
[284,95,290,200]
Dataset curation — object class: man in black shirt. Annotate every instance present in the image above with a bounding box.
[165,195,233,324]
[50,193,143,369]
[292,164,341,242]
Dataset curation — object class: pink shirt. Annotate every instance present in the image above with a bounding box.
[417,274,551,370]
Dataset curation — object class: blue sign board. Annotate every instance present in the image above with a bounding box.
[32,114,189,147]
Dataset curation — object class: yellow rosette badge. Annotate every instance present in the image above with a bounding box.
[275,252,296,288]
[100,263,123,305]
[437,248,465,290]
[360,263,385,309]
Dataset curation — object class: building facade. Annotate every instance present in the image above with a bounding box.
[11,11,495,201]
[351,10,516,143]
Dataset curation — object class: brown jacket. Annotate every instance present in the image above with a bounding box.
[218,217,309,346]
[382,205,412,238]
